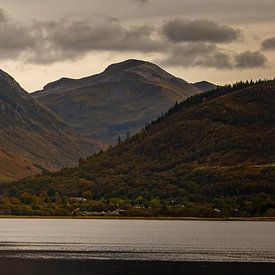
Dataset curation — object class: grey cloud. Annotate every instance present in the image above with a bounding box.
[51,22,160,52]
[0,7,269,70]
[0,9,35,58]
[162,18,241,43]
[0,9,165,64]
[161,44,268,70]
[161,42,233,69]
[235,51,268,68]
[262,37,275,51]
[27,19,165,64]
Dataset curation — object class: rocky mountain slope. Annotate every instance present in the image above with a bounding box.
[0,69,99,180]
[33,59,201,144]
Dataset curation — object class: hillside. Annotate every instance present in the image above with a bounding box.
[0,150,40,181]
[33,59,200,144]
[193,81,217,92]
[0,69,100,179]
[1,80,274,217]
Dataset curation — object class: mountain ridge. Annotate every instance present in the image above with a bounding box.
[33,59,201,144]
[0,68,100,179]
[193,81,217,92]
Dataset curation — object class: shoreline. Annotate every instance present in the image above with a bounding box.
[0,215,274,221]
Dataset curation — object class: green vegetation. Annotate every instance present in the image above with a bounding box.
[0,79,274,217]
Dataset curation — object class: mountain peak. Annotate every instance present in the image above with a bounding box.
[193,81,217,92]
[103,59,185,84]
[104,59,148,73]
[43,77,76,91]
[33,60,200,144]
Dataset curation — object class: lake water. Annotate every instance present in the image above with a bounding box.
[0,219,274,263]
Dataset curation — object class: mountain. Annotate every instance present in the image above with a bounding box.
[4,80,274,217]
[0,149,40,181]
[193,81,217,92]
[33,59,201,144]
[0,69,100,180]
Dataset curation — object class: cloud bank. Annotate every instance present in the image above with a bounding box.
[0,9,35,60]
[234,51,267,68]
[162,19,241,43]
[0,8,269,70]
[162,43,267,70]
[28,19,165,64]
[161,43,233,69]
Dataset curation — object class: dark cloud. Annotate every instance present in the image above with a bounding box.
[27,19,165,64]
[0,9,35,59]
[0,7,270,71]
[234,51,268,68]
[161,44,268,70]
[162,19,241,43]
[161,42,233,69]
[262,37,275,51]
[0,10,165,64]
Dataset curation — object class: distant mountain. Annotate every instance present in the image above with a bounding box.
[8,80,275,217]
[193,81,217,92]
[0,69,100,180]
[33,59,201,144]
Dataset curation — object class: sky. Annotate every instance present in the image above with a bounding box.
[0,0,274,91]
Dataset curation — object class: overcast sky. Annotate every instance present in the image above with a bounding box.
[0,0,274,91]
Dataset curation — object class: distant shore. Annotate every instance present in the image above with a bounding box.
[0,215,274,221]
[0,258,274,275]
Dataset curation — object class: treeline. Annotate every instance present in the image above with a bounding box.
[146,78,273,129]
[0,166,274,217]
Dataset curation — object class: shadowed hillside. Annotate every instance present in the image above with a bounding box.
[1,80,274,217]
[193,81,217,92]
[0,69,100,179]
[33,59,200,144]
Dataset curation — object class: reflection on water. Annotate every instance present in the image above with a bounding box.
[0,219,274,262]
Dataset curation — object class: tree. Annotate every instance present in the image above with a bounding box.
[118,135,121,144]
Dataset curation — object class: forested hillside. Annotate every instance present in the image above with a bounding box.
[1,80,274,217]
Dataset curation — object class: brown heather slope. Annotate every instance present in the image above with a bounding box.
[78,81,275,176]
[0,69,100,180]
[11,81,275,207]
[33,59,200,144]
[0,150,40,181]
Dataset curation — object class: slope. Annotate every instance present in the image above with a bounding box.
[33,59,200,144]
[0,69,99,179]
[2,80,275,217]
[0,150,40,181]
[193,81,217,92]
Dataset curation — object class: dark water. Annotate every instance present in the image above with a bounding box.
[0,219,274,263]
